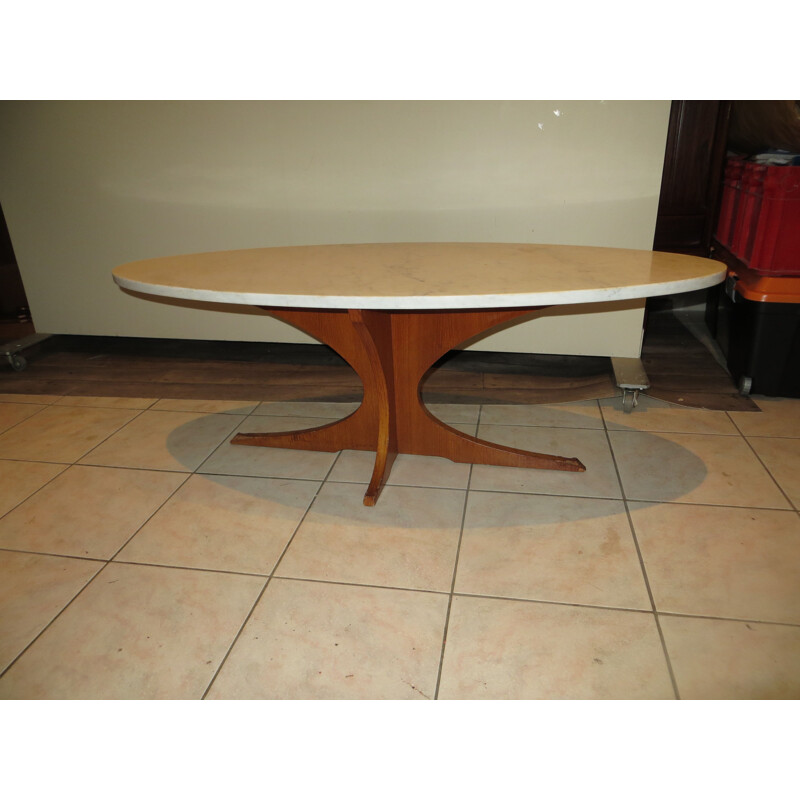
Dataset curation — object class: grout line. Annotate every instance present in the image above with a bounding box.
[604,427,747,439]
[0,455,185,472]
[0,546,106,564]
[199,577,270,700]
[102,558,272,579]
[727,415,799,513]
[618,497,796,512]
[64,406,151,463]
[738,433,800,441]
[451,590,657,617]
[452,485,624,501]
[602,421,682,700]
[262,573,452,598]
[50,401,161,411]
[480,422,608,432]
[0,464,71,523]
[320,476,472,493]
[0,560,112,681]
[269,449,339,578]
[0,547,273,582]
[450,590,800,629]
[653,610,800,628]
[200,448,341,700]
[189,404,311,475]
[196,470,324,484]
[0,396,64,406]
[432,464,472,699]
[433,407,480,699]
[107,476,195,563]
[0,403,50,435]
[147,403,259,414]
[73,463,192,477]
[598,397,610,429]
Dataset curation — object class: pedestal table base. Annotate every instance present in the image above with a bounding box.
[232,306,585,505]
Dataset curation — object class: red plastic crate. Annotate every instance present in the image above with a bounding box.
[715,157,745,248]
[747,165,800,276]
[732,163,767,261]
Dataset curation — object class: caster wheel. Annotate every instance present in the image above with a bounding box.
[622,389,638,413]
[9,354,27,372]
[738,375,752,396]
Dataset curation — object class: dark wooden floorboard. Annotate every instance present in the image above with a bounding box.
[642,311,758,411]
[0,313,758,411]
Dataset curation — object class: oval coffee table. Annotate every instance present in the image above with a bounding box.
[113,242,725,505]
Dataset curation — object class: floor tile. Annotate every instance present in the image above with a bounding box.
[0,465,185,560]
[0,551,102,673]
[0,459,66,517]
[207,578,448,700]
[275,483,464,592]
[747,437,800,508]
[601,395,739,435]
[198,415,339,480]
[609,430,791,508]
[457,492,650,609]
[730,396,800,438]
[438,596,674,699]
[0,562,264,699]
[151,398,259,414]
[660,615,800,699]
[0,402,46,434]
[480,400,603,429]
[253,401,359,419]
[471,425,621,499]
[0,405,140,463]
[630,503,800,624]
[117,474,319,574]
[80,410,243,472]
[54,396,158,410]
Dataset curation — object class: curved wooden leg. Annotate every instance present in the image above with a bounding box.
[405,412,585,471]
[231,308,381,453]
[231,407,374,452]
[350,310,397,505]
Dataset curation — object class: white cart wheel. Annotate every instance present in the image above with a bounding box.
[738,375,752,396]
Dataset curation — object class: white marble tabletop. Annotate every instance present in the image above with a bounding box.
[113,242,725,310]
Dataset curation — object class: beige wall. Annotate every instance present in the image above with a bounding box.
[0,101,670,356]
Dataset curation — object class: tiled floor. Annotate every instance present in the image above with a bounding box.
[0,391,799,699]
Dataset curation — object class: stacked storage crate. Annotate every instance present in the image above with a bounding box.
[713,156,800,397]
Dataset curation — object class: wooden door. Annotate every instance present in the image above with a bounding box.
[653,101,732,257]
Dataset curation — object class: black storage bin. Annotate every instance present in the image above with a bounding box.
[726,294,800,397]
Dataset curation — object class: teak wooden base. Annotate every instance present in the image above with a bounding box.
[231,307,586,505]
